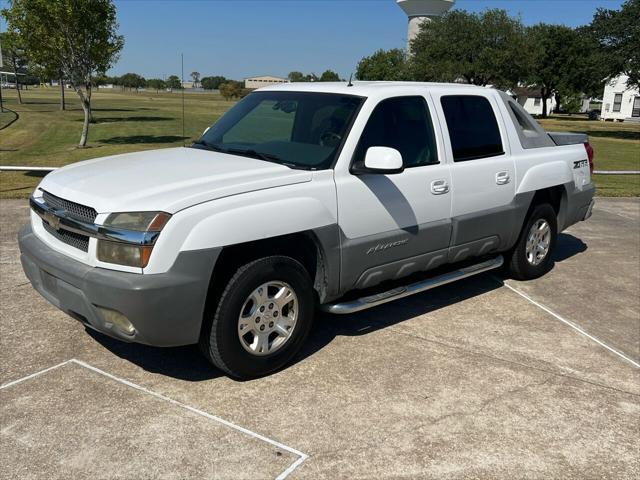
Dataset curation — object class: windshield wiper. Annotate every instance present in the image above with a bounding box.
[226,147,282,163]
[193,143,307,170]
[226,148,307,170]
[191,140,227,153]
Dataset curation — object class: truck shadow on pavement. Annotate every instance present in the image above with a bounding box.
[87,233,587,381]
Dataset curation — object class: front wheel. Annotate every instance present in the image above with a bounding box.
[199,256,315,379]
[505,203,558,280]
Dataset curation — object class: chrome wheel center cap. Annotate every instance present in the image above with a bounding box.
[237,281,298,356]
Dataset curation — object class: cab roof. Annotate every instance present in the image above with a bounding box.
[258,81,493,97]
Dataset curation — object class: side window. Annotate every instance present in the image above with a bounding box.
[441,95,504,162]
[613,93,623,112]
[353,96,438,168]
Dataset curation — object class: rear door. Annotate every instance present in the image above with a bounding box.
[432,92,516,262]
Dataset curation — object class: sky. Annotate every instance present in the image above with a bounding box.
[1,0,626,81]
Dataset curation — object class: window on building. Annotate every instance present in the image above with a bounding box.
[440,95,504,162]
[353,96,438,168]
[534,98,541,106]
[613,93,623,112]
[633,97,640,117]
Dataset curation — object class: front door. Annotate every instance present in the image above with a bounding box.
[432,92,516,262]
[335,95,452,291]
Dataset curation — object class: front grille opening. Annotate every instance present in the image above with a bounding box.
[41,190,98,223]
[39,190,96,252]
[43,220,90,252]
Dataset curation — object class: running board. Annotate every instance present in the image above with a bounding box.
[321,255,504,315]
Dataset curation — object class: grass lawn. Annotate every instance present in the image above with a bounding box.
[1,89,638,198]
[0,88,235,198]
[538,115,639,197]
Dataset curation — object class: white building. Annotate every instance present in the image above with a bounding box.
[601,74,640,121]
[511,87,556,116]
[245,75,288,89]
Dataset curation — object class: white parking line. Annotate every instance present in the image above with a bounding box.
[501,281,640,369]
[0,359,309,479]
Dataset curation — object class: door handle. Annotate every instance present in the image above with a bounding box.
[496,171,510,185]
[430,179,449,195]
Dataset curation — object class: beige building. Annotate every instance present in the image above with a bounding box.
[245,75,288,89]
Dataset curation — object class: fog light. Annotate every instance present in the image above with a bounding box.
[97,307,135,336]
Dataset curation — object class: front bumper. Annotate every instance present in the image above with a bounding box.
[18,223,220,347]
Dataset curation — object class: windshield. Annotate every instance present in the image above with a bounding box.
[194,91,364,170]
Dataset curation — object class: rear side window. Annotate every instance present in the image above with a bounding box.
[353,96,438,168]
[441,95,504,162]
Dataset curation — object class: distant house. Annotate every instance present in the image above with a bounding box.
[601,74,640,121]
[511,87,556,116]
[244,75,288,89]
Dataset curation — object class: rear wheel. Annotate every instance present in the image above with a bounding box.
[506,203,557,280]
[199,256,315,379]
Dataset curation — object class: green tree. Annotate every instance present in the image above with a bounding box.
[166,75,182,91]
[146,78,166,93]
[0,31,27,104]
[409,9,527,89]
[190,71,200,88]
[3,0,124,147]
[524,24,605,117]
[589,0,639,89]
[319,70,341,82]
[288,71,305,82]
[119,72,146,91]
[201,75,227,90]
[355,49,407,81]
[219,81,242,100]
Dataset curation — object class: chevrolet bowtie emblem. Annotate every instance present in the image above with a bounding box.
[44,211,62,231]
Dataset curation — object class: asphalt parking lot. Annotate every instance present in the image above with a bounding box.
[1,197,638,479]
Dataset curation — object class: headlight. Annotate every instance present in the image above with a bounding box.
[103,211,171,231]
[97,241,154,268]
[97,211,171,268]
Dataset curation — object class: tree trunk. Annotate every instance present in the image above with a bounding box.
[74,86,91,147]
[86,84,94,123]
[554,92,561,114]
[12,56,22,105]
[541,87,549,118]
[60,78,66,111]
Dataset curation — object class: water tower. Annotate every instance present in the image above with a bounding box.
[397,0,455,51]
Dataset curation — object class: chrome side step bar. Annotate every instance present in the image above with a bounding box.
[321,255,504,315]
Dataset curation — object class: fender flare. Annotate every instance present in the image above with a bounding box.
[517,161,573,195]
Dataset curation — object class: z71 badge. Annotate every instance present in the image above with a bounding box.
[574,159,588,169]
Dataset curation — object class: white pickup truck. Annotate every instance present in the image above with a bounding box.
[19,82,595,378]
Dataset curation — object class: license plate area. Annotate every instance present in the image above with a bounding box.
[41,270,59,297]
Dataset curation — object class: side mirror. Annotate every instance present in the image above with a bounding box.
[353,147,404,175]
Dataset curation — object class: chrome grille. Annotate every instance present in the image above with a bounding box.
[43,220,90,252]
[39,190,95,252]
[42,190,97,223]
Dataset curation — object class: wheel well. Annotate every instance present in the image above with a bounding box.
[530,185,565,216]
[205,232,323,314]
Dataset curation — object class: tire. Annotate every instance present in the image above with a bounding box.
[199,256,315,379]
[505,203,558,280]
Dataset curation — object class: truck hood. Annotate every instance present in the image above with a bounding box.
[38,147,313,214]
